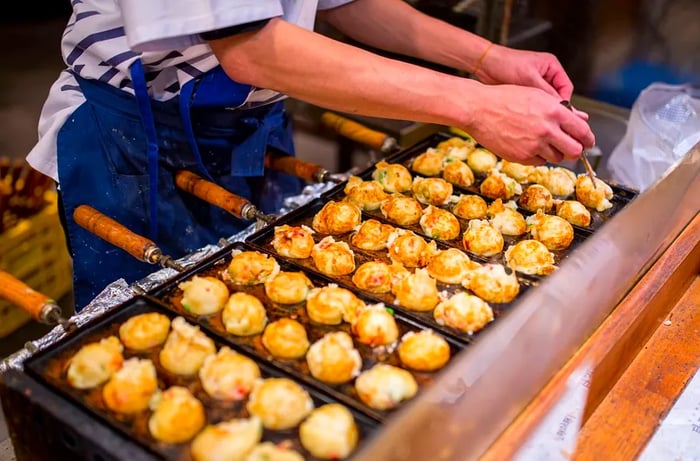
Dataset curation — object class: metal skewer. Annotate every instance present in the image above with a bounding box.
[561,100,598,189]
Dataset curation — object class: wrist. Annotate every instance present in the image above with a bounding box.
[442,77,484,132]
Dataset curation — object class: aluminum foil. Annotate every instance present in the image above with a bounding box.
[0,181,340,373]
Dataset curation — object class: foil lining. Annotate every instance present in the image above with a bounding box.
[0,181,340,373]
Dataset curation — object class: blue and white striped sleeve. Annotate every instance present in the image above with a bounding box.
[318,0,356,10]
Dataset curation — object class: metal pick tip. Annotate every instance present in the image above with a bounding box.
[255,211,276,225]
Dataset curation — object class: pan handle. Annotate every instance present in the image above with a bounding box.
[264,151,330,183]
[320,112,400,154]
[0,270,61,323]
[175,170,259,221]
[73,205,162,265]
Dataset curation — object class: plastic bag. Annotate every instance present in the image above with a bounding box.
[607,83,700,191]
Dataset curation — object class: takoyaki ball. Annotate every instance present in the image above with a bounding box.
[191,417,263,461]
[178,275,229,316]
[392,268,440,312]
[264,271,313,305]
[343,176,388,211]
[412,177,453,206]
[420,206,461,241]
[372,161,413,193]
[159,317,216,376]
[149,386,205,444]
[530,166,576,197]
[556,200,592,227]
[575,174,614,212]
[397,330,451,372]
[306,332,362,384]
[222,292,267,336]
[387,229,438,268]
[352,304,400,346]
[434,292,494,334]
[467,147,498,175]
[462,219,504,257]
[261,319,309,359]
[272,225,315,259]
[245,442,305,461]
[102,358,157,414]
[487,199,527,236]
[355,364,418,410]
[350,219,395,251]
[452,194,488,220]
[505,240,556,275]
[436,136,476,160]
[246,378,314,430]
[380,194,423,226]
[352,261,407,294]
[526,210,574,251]
[199,347,261,401]
[411,149,445,176]
[480,171,523,200]
[311,236,356,277]
[119,312,170,351]
[312,200,362,235]
[306,284,366,325]
[227,250,280,285]
[442,158,475,188]
[518,184,554,213]
[462,263,520,304]
[426,248,480,285]
[67,336,123,390]
[498,160,534,183]
[299,404,359,460]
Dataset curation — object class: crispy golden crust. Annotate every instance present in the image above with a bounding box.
[264,271,313,304]
[178,275,229,316]
[190,417,263,461]
[199,347,261,400]
[343,176,388,211]
[261,318,309,359]
[398,330,451,371]
[246,378,314,430]
[221,292,267,336]
[434,292,494,334]
[306,284,365,325]
[392,268,440,312]
[226,251,280,285]
[452,194,488,220]
[352,305,400,346]
[518,184,554,213]
[148,386,205,444]
[379,194,423,226]
[556,200,592,227]
[467,147,498,174]
[412,177,453,206]
[119,313,170,351]
[355,364,418,410]
[526,210,574,250]
[504,240,556,275]
[529,166,576,197]
[372,161,413,193]
[159,317,216,376]
[411,149,445,176]
[67,336,124,390]
[102,358,157,414]
[306,332,362,384]
[419,206,461,241]
[462,219,504,257]
[272,225,315,259]
[299,404,359,460]
[575,174,613,211]
[426,248,480,285]
[480,171,522,200]
[462,263,520,304]
[350,219,395,251]
[498,160,534,183]
[312,200,362,235]
[436,136,476,160]
[351,261,393,294]
[245,442,305,461]
[387,230,438,268]
[442,159,475,188]
[311,236,356,276]
[487,199,527,236]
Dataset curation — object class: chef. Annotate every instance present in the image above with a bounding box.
[26,0,594,309]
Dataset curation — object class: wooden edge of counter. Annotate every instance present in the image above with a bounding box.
[479,212,700,461]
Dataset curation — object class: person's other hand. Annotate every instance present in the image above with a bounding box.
[463,84,595,165]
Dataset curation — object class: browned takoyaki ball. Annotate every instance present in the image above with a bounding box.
[442,158,475,188]
[264,271,313,304]
[351,304,400,346]
[575,174,614,211]
[462,263,520,304]
[221,292,267,336]
[261,318,310,359]
[452,194,488,220]
[518,184,554,213]
[355,364,418,410]
[487,199,527,237]
[434,292,494,334]
[102,358,157,414]
[380,194,423,226]
[504,240,556,275]
[306,284,366,325]
[436,136,476,160]
[306,332,362,384]
[178,275,229,316]
[387,229,438,268]
[246,378,314,430]
[299,404,359,460]
[119,312,170,351]
[159,317,216,376]
[556,200,592,227]
[312,200,362,235]
[272,225,315,259]
[462,219,504,257]
[199,347,261,401]
[392,268,440,312]
[372,161,412,193]
[412,177,453,206]
[149,386,206,444]
[480,171,522,201]
[311,236,356,276]
[411,149,445,176]
[226,250,280,285]
[529,166,577,197]
[419,206,461,241]
[350,219,395,251]
[343,176,388,211]
[498,160,534,184]
[426,248,480,285]
[246,443,305,461]
[526,210,575,251]
[190,417,262,461]
[467,147,498,175]
[352,261,400,294]
[397,330,451,372]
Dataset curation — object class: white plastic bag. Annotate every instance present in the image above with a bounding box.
[607,83,700,191]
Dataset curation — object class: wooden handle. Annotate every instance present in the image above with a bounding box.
[265,152,325,182]
[321,112,392,152]
[73,205,156,262]
[0,270,52,320]
[175,170,250,219]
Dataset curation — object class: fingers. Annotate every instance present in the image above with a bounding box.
[545,61,574,100]
[573,107,589,121]
[559,106,596,150]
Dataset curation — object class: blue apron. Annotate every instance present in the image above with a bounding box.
[56,61,302,310]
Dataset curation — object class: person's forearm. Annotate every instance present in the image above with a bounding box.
[208,18,477,128]
[318,0,491,74]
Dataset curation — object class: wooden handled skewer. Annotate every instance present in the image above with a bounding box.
[264,151,341,184]
[0,270,76,332]
[321,112,400,154]
[73,205,185,272]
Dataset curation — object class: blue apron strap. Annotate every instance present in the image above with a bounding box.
[129,59,159,239]
[178,78,216,181]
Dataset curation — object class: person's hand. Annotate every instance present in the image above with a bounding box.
[463,83,596,165]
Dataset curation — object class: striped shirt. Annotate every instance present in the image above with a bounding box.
[27,0,355,182]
